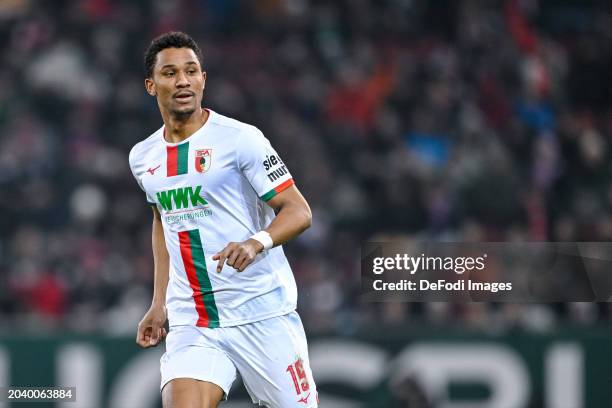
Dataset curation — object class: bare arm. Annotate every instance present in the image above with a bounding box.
[213,185,312,272]
[260,185,312,245]
[136,206,169,348]
[151,206,170,306]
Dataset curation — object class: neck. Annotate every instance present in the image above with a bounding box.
[161,107,209,143]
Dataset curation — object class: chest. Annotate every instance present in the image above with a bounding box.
[141,140,236,204]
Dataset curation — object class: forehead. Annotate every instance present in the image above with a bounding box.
[154,47,200,69]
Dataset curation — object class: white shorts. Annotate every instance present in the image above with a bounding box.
[160,311,318,408]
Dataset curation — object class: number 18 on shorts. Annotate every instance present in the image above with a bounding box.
[160,312,318,408]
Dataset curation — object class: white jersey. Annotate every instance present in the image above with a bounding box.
[129,109,297,328]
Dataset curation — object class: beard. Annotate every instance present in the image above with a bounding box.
[170,104,197,119]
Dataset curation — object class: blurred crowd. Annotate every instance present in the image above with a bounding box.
[1,0,612,335]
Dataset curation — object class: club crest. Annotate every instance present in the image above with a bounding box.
[195,149,212,173]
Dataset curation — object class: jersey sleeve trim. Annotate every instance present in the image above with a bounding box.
[260,178,294,202]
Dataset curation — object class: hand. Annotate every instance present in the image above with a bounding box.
[212,239,264,273]
[136,304,168,348]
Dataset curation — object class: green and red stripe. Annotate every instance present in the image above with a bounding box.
[167,142,189,177]
[260,178,294,201]
[178,229,219,327]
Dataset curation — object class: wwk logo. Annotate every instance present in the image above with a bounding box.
[156,186,208,211]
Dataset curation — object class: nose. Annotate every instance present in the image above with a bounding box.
[176,70,190,88]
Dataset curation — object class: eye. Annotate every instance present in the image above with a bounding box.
[163,71,175,77]
[187,69,196,74]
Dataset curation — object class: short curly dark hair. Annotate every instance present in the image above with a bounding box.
[144,31,204,78]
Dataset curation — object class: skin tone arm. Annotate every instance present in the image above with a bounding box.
[136,206,170,348]
[213,185,312,272]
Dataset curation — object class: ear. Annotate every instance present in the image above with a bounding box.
[202,71,207,90]
[145,78,156,96]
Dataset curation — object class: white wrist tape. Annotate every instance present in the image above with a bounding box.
[250,231,274,251]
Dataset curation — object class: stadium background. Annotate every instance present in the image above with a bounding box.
[1,0,612,407]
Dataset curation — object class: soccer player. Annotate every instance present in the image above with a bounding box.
[129,32,318,408]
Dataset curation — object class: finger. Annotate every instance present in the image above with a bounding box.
[213,242,236,262]
[237,255,254,272]
[227,249,240,268]
[150,323,161,346]
[143,334,152,348]
[137,326,151,348]
[234,255,248,272]
[161,327,168,340]
[216,250,228,273]
[151,327,165,346]
[136,324,146,343]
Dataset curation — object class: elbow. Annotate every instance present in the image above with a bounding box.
[301,206,312,232]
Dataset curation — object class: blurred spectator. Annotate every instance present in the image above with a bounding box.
[0,0,611,334]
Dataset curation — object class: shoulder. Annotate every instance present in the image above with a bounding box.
[208,110,265,143]
[129,126,164,167]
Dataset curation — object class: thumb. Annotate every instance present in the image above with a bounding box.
[150,323,160,345]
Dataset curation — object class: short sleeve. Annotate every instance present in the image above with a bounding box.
[236,128,294,202]
[129,146,157,206]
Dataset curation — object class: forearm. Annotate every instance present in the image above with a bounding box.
[214,187,312,272]
[151,216,170,306]
[264,201,312,247]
